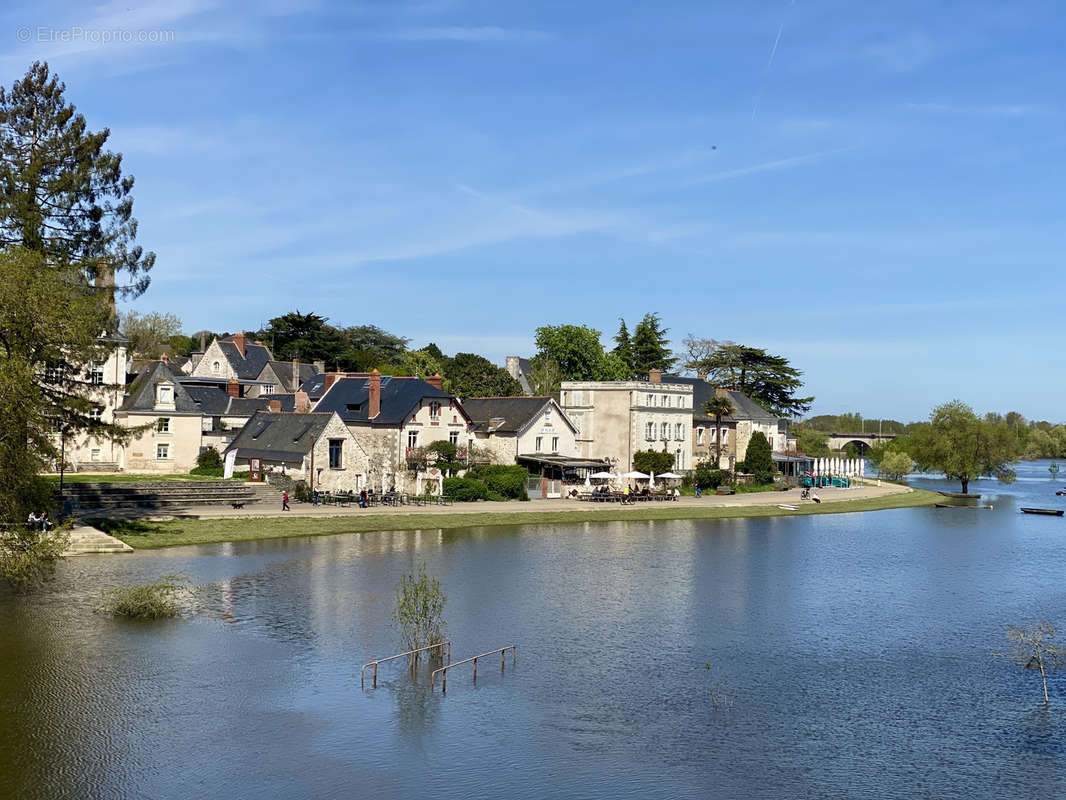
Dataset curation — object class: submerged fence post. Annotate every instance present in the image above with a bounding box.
[373,662,378,688]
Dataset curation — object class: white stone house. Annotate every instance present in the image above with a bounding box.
[311,370,471,491]
[462,396,580,465]
[560,370,695,473]
[56,331,130,470]
[224,410,368,492]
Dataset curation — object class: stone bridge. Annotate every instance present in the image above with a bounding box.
[824,432,897,455]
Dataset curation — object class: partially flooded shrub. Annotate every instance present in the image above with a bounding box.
[103,574,188,619]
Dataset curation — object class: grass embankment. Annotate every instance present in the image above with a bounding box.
[98,488,941,550]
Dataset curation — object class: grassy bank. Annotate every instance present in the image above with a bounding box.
[98,488,940,550]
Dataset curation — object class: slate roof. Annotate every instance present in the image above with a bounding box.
[262,360,318,388]
[663,376,781,424]
[118,362,200,413]
[463,396,574,435]
[260,393,297,412]
[314,375,466,425]
[224,411,335,462]
[299,373,328,400]
[217,336,273,380]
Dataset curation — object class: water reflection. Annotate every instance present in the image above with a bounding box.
[2,475,1066,798]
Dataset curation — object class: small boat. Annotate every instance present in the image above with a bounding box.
[777,504,798,511]
[1056,491,1066,497]
[938,491,981,499]
[936,503,994,510]
[1020,507,1064,516]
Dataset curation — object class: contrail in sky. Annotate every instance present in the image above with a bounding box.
[752,0,796,122]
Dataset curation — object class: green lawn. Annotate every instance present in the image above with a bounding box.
[97,488,941,550]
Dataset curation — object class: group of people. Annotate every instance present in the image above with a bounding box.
[26,511,55,531]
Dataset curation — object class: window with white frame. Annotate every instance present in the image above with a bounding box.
[551,436,559,453]
[89,362,104,385]
[535,436,543,451]
[156,384,173,407]
[721,429,729,445]
[407,430,418,449]
[675,423,684,441]
[697,427,705,445]
[211,360,221,375]
[646,393,654,407]
[449,430,459,445]
[157,417,170,433]
[89,404,103,421]
[329,439,343,469]
[543,409,551,425]
[660,422,669,440]
[429,401,441,419]
[156,443,169,460]
[664,395,671,408]
[90,448,101,461]
[645,422,654,441]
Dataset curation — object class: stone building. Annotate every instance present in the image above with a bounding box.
[560,370,695,473]
[311,370,471,491]
[224,410,368,492]
[463,396,580,465]
[58,331,131,471]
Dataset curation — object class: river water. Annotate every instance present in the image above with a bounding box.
[2,461,1065,799]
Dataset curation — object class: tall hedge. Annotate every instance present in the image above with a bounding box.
[466,464,528,499]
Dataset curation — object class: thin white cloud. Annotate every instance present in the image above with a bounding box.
[904,102,1034,117]
[380,26,553,43]
[676,149,849,187]
[862,31,937,72]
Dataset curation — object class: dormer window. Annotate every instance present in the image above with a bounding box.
[155,383,174,409]
[211,360,221,375]
[429,401,441,419]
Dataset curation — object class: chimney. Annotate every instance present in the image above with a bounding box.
[232,332,246,357]
[199,331,207,352]
[426,372,443,391]
[291,357,301,392]
[369,369,381,419]
[313,360,325,373]
[294,389,310,413]
[697,372,706,382]
[648,369,662,384]
[268,399,282,412]
[227,377,240,398]
[715,386,730,399]
[325,372,340,391]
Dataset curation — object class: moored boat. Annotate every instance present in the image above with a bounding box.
[938,491,981,499]
[1020,507,1064,516]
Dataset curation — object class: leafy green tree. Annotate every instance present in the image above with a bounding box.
[120,311,183,358]
[257,310,346,365]
[790,424,830,457]
[630,312,677,375]
[880,451,913,479]
[633,450,674,474]
[685,341,812,417]
[910,400,1020,494]
[340,324,409,368]
[742,430,775,484]
[402,347,444,380]
[613,318,634,376]
[0,248,133,589]
[442,352,521,398]
[528,355,562,395]
[704,395,735,466]
[391,563,447,662]
[534,324,618,382]
[0,62,154,297]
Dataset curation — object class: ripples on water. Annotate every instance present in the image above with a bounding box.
[2,462,1065,799]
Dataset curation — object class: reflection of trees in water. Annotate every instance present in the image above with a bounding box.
[390,665,443,744]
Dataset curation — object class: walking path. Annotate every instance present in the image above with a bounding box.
[139,481,911,521]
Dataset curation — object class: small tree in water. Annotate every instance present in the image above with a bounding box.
[392,563,447,664]
[1001,622,1065,706]
[1050,462,1060,480]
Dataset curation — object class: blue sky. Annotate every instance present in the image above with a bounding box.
[3,1,1064,421]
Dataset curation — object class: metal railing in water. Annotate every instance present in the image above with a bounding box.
[432,645,516,693]
[361,642,451,688]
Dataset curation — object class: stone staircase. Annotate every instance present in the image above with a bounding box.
[59,480,283,516]
[64,525,134,555]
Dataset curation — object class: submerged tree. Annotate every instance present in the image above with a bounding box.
[1001,622,1065,706]
[910,400,1020,494]
[392,563,447,664]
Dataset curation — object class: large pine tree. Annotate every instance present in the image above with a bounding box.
[630,312,677,375]
[0,61,154,298]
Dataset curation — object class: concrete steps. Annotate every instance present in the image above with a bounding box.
[64,525,134,555]
[59,480,284,513]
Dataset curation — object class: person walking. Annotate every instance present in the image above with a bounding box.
[312,488,319,506]
[282,490,291,511]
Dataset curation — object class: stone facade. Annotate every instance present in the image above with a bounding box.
[121,411,204,472]
[560,374,694,473]
[62,337,129,470]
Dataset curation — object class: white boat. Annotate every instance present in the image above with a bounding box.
[777,504,798,511]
